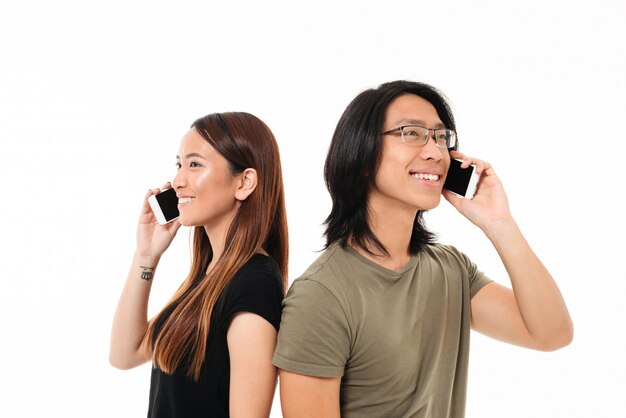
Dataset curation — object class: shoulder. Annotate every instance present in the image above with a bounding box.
[421,243,475,268]
[274,248,354,376]
[237,253,282,277]
[422,243,491,296]
[229,254,283,295]
[283,244,357,318]
[295,243,352,288]
[219,254,285,331]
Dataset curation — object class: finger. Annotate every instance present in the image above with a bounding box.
[482,162,495,176]
[144,188,162,204]
[167,219,183,236]
[463,156,484,169]
[457,155,487,173]
[473,160,486,174]
[451,151,478,169]
[463,160,474,169]
[473,161,495,176]
[450,150,465,160]
[449,151,466,166]
[161,181,172,190]
[141,187,162,214]
[146,187,162,197]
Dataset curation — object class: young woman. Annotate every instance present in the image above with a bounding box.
[110,112,288,418]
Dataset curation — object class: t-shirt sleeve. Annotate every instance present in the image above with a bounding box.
[220,257,284,332]
[272,279,350,378]
[438,244,493,299]
[452,246,493,298]
[466,258,492,299]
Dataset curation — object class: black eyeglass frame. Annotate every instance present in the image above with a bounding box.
[381,125,458,150]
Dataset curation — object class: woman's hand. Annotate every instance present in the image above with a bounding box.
[136,182,182,258]
[110,182,181,370]
[442,151,513,233]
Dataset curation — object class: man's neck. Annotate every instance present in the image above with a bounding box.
[352,204,417,271]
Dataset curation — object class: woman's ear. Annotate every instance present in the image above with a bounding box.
[234,168,258,201]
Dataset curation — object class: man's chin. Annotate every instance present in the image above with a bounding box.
[418,195,442,211]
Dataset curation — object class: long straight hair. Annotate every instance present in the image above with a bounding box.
[144,112,288,381]
[324,80,457,256]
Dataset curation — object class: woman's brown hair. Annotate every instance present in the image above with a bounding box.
[144,112,288,381]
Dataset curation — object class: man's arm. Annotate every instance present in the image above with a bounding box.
[273,279,350,417]
[470,220,573,351]
[444,151,573,351]
[279,371,341,418]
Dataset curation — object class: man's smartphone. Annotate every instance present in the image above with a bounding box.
[148,187,180,225]
[443,158,481,199]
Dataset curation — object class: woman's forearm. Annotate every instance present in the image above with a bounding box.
[109,253,160,369]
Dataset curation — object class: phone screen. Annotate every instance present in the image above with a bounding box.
[155,188,180,222]
[443,158,474,196]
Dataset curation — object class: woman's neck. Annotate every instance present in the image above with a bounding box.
[203,211,237,275]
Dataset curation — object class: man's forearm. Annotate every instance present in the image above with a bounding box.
[485,218,573,350]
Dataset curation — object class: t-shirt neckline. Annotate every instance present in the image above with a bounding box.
[342,244,419,278]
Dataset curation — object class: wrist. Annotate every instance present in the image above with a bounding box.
[133,252,161,268]
[482,216,519,242]
[133,253,160,282]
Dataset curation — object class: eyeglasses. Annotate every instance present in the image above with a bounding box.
[381,125,457,149]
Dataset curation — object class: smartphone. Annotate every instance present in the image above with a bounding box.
[443,158,481,199]
[148,187,180,225]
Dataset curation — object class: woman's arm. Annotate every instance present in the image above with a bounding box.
[109,186,181,369]
[444,152,573,351]
[109,253,160,369]
[227,312,280,418]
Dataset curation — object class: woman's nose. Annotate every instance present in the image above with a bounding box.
[172,168,185,189]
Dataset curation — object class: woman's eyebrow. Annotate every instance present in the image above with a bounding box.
[176,153,205,160]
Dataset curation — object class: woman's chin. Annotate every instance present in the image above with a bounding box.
[176,216,192,227]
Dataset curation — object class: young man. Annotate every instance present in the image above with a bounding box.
[272,80,573,418]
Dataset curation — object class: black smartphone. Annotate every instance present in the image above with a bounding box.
[148,187,180,225]
[443,158,481,199]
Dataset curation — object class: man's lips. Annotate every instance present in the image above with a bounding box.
[409,172,441,182]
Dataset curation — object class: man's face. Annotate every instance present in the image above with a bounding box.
[369,93,451,216]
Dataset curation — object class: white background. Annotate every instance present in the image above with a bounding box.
[1,1,624,417]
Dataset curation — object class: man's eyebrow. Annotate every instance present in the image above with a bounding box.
[395,118,447,129]
[176,153,205,160]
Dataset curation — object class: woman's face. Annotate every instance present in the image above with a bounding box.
[370,93,451,215]
[172,128,241,229]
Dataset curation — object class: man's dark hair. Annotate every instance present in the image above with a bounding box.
[323,80,457,256]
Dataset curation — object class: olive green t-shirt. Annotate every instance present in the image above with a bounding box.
[273,243,492,418]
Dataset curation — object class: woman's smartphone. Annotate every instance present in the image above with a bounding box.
[443,158,481,199]
[148,187,180,225]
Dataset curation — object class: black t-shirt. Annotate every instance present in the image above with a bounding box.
[147,254,284,418]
